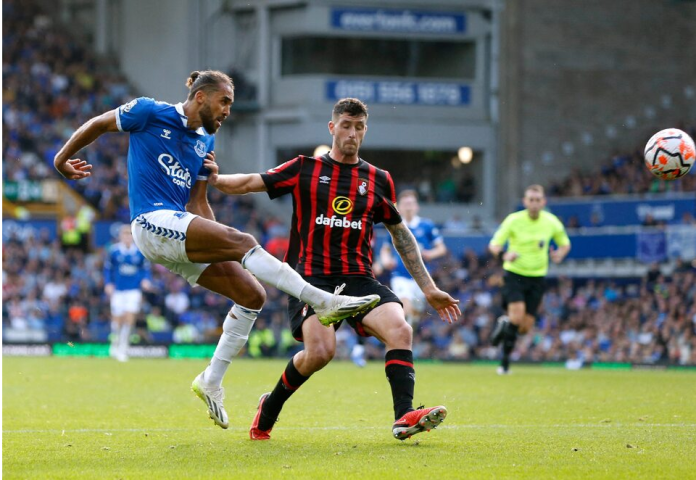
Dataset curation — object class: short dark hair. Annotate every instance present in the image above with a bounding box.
[332,98,368,120]
[185,70,234,100]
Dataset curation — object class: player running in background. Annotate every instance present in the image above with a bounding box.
[488,184,571,374]
[103,224,152,362]
[53,71,380,429]
[380,189,447,325]
[206,97,461,441]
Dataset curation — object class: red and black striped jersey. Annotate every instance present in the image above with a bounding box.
[260,154,402,278]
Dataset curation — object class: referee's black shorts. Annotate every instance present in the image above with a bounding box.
[288,275,402,342]
[501,270,546,317]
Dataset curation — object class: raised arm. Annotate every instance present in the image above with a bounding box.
[385,221,460,323]
[54,109,119,179]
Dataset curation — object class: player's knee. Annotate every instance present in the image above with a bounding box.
[238,231,259,252]
[386,320,412,347]
[245,283,266,310]
[223,228,258,256]
[306,345,335,368]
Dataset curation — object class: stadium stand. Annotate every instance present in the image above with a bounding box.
[2,0,695,366]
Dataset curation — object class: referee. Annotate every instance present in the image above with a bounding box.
[488,184,571,374]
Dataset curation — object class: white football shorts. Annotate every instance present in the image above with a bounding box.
[131,210,209,286]
[111,289,143,316]
[390,276,426,311]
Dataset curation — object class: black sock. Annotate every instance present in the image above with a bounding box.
[258,359,310,431]
[501,323,519,371]
[385,349,415,420]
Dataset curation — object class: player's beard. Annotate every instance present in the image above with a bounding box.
[338,138,360,157]
[199,103,219,134]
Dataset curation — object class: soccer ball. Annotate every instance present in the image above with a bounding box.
[643,128,695,180]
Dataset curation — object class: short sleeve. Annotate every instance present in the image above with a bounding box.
[553,218,571,247]
[260,157,302,199]
[196,137,215,181]
[115,97,155,133]
[374,171,402,225]
[430,223,444,245]
[490,215,513,246]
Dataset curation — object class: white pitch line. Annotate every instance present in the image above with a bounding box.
[3,424,695,434]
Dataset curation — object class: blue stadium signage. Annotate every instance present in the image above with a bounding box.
[326,80,470,106]
[331,7,466,34]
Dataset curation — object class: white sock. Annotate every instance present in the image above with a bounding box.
[241,246,332,308]
[203,304,260,387]
[110,322,120,352]
[119,324,131,356]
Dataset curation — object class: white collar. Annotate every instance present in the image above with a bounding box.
[406,216,421,228]
[118,243,139,255]
[175,103,206,135]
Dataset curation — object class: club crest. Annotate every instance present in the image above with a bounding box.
[194,140,207,158]
[357,178,369,196]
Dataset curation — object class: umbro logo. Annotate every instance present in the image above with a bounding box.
[161,129,172,139]
[319,176,331,184]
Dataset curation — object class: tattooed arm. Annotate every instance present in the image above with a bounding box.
[385,222,461,323]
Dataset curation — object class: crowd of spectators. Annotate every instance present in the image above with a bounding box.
[4,0,696,366]
[1,0,290,230]
[4,226,695,366]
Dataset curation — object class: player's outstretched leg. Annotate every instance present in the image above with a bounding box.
[392,406,448,441]
[242,246,380,325]
[313,283,380,326]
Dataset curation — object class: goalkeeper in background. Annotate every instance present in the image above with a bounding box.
[488,184,570,374]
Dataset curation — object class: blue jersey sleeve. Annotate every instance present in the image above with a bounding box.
[196,137,215,181]
[429,222,444,245]
[115,97,155,133]
[103,248,115,285]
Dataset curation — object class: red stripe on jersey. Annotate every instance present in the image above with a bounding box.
[385,171,397,203]
[276,177,297,189]
[291,157,304,264]
[303,159,323,277]
[323,162,341,275]
[355,165,377,275]
[385,359,414,368]
[341,169,360,275]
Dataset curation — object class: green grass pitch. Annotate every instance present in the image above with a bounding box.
[3,357,695,479]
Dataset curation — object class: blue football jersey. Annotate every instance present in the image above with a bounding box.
[115,97,214,221]
[385,216,444,279]
[103,243,151,291]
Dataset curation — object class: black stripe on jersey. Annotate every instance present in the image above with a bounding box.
[317,159,338,276]
[288,156,311,271]
[341,167,361,275]
[328,163,357,276]
[302,158,323,276]
[360,164,379,273]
